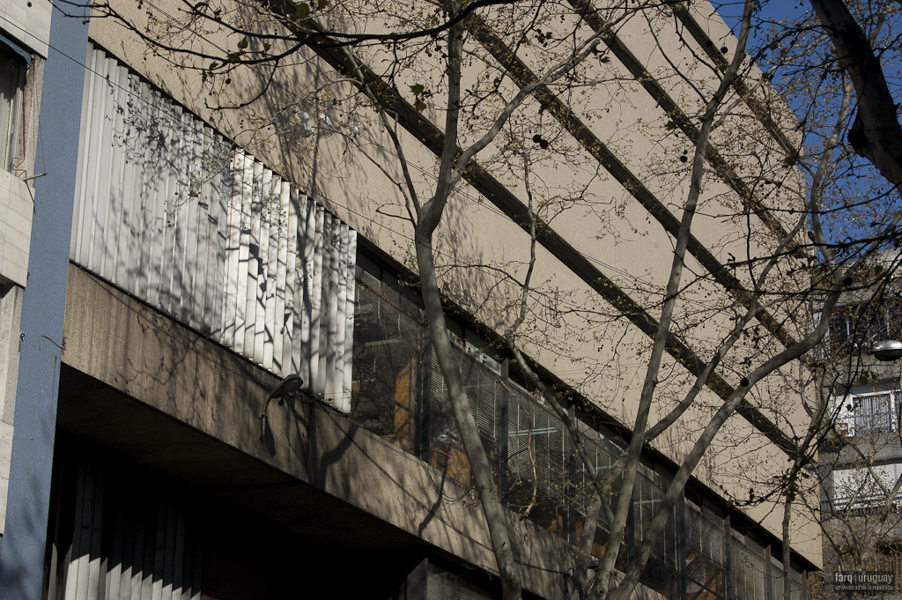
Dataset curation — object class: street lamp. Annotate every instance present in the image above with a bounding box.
[872,340,902,362]
[260,374,303,441]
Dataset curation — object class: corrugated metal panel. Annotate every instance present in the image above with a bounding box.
[71,45,356,410]
[342,229,357,411]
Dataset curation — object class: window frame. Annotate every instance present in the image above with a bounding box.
[0,33,31,172]
[835,388,901,436]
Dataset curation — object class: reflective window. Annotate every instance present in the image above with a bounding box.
[351,260,810,600]
[350,280,422,454]
[829,300,902,354]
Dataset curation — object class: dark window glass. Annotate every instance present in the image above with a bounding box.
[0,45,23,171]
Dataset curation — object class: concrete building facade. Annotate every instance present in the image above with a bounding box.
[0,1,822,598]
[821,259,902,598]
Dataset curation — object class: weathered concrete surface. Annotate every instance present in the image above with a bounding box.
[60,263,576,599]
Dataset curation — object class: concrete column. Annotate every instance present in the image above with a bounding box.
[0,4,88,597]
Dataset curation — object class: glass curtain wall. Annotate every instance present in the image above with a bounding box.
[351,274,423,454]
[350,272,807,600]
[634,473,679,598]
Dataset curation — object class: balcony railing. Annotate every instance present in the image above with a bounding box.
[854,392,898,434]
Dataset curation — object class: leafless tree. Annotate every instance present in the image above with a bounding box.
[83,0,902,598]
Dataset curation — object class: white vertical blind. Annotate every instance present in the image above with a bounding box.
[71,45,356,412]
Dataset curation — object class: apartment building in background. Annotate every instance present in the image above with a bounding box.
[823,256,902,598]
[0,0,822,598]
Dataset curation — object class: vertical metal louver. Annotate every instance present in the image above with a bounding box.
[48,458,203,600]
[71,45,356,412]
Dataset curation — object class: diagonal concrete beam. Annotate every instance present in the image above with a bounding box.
[568,0,796,244]
[667,2,800,159]
[264,0,799,454]
[467,16,799,351]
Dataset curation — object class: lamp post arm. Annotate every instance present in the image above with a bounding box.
[259,375,304,441]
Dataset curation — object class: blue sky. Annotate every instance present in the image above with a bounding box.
[715,1,902,253]
[715,1,807,46]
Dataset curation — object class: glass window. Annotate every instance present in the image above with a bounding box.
[0,44,24,171]
[429,344,505,488]
[502,385,568,535]
[831,463,902,511]
[350,282,422,454]
[685,503,726,599]
[731,535,767,600]
[634,474,678,598]
[828,300,902,354]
